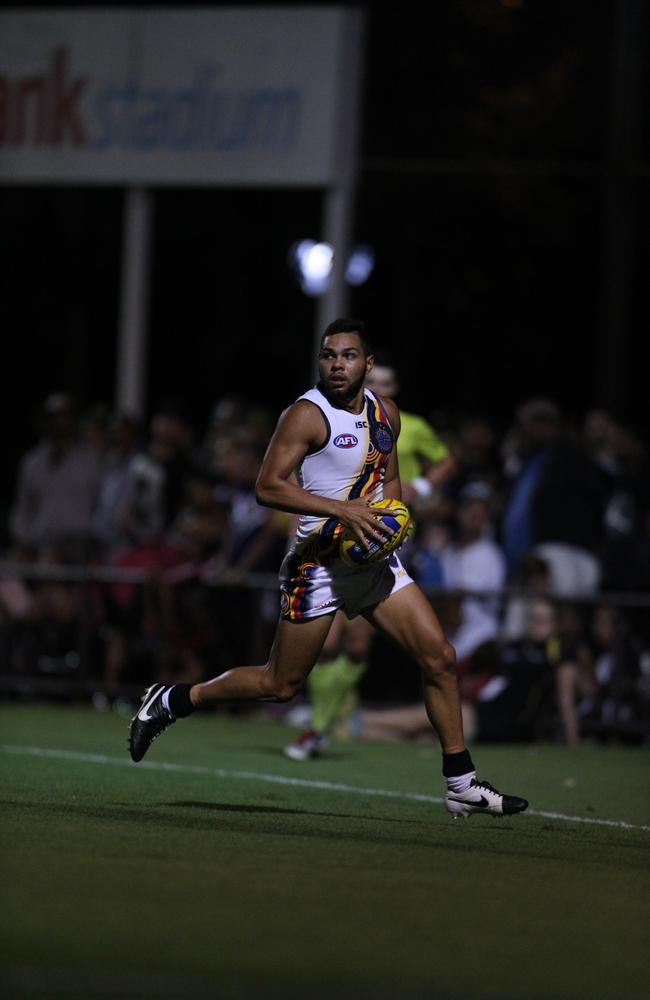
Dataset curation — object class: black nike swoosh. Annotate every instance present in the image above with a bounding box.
[473,795,489,808]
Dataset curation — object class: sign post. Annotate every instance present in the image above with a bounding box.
[116,186,152,420]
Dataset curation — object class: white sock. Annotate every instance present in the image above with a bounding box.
[446,770,476,794]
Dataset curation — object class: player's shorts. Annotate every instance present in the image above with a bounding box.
[279,550,413,622]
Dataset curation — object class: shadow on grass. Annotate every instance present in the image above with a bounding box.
[6,796,618,862]
[165,799,424,826]
[168,800,308,816]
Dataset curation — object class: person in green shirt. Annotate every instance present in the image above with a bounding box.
[365,352,456,502]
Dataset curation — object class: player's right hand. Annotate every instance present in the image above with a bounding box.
[337,497,394,550]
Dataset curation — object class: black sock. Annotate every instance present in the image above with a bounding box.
[442,748,475,777]
[168,684,195,718]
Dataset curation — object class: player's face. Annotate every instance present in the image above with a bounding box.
[318,333,371,405]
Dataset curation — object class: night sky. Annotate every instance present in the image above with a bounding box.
[3,1,649,520]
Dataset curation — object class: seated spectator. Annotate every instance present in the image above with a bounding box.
[437,481,506,664]
[468,598,593,745]
[500,552,552,641]
[579,604,649,744]
[358,599,592,747]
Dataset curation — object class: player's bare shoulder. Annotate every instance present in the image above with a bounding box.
[275,398,329,452]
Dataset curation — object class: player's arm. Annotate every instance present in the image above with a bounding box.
[414,418,457,490]
[422,452,457,488]
[380,397,402,502]
[256,402,389,546]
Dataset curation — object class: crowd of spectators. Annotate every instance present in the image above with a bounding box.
[1,392,289,706]
[1,388,649,745]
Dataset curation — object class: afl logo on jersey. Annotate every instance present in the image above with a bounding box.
[334,434,359,449]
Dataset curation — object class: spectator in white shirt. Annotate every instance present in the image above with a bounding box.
[438,481,506,663]
[9,393,103,560]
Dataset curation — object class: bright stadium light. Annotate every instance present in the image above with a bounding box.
[345,244,375,286]
[288,239,333,296]
[289,240,375,296]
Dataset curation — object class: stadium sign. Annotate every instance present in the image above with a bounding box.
[0,7,353,186]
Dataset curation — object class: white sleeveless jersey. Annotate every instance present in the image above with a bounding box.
[293,385,395,549]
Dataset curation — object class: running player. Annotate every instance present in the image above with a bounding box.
[129,319,528,819]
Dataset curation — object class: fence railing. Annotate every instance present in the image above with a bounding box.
[1,559,650,727]
[3,558,650,606]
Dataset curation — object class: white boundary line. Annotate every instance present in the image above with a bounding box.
[2,743,649,833]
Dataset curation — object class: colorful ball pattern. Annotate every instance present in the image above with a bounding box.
[339,498,412,567]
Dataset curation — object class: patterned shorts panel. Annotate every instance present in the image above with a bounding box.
[279,552,413,622]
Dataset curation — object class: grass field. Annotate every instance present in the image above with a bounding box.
[1,703,649,1000]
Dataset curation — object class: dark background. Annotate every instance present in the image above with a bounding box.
[3,1,649,519]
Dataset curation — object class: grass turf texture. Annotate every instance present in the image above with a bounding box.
[1,705,649,1000]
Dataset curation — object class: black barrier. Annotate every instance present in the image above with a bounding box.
[1,559,649,746]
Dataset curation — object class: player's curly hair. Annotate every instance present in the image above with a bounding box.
[321,318,373,357]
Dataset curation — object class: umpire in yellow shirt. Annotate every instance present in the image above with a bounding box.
[365,352,457,503]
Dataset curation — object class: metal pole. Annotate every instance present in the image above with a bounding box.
[313,185,354,382]
[116,186,153,419]
[311,9,366,383]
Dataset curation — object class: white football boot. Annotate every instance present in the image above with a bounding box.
[446,778,529,819]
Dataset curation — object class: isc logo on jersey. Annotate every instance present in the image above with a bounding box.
[334,434,358,449]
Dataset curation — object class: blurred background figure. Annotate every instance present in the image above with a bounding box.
[500,552,552,642]
[587,414,650,594]
[500,397,608,597]
[441,414,504,506]
[464,598,592,746]
[91,412,141,558]
[80,403,112,460]
[212,428,288,585]
[118,402,194,548]
[436,481,506,667]
[0,546,41,674]
[365,351,457,506]
[284,614,373,760]
[365,351,459,595]
[579,603,650,744]
[94,403,196,708]
[208,426,290,668]
[9,392,103,563]
[201,394,272,482]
